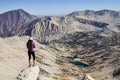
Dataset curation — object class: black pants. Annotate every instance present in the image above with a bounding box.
[28,51,35,60]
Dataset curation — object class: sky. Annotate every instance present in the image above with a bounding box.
[0,0,120,16]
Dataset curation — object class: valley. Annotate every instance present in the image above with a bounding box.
[0,9,120,80]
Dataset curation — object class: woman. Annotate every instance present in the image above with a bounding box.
[26,37,36,67]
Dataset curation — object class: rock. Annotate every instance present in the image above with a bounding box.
[82,74,95,80]
[113,67,120,77]
[38,76,54,80]
[16,65,39,80]
[56,76,76,80]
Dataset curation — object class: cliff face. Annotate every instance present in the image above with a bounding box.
[22,16,109,43]
[20,10,120,43]
[0,9,37,37]
[22,18,62,43]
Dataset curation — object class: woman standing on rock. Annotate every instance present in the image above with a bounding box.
[26,37,36,67]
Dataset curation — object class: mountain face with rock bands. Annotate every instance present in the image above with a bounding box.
[0,9,37,37]
[0,9,120,42]
[20,9,120,43]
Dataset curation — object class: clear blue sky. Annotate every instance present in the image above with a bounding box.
[0,0,120,16]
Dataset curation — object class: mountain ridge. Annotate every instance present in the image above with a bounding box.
[0,9,120,43]
[22,9,120,43]
[0,9,120,80]
[0,9,37,37]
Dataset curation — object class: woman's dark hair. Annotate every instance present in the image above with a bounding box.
[27,40,33,48]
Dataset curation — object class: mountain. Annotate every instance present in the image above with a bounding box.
[67,9,120,23]
[0,9,37,37]
[0,9,120,43]
[0,9,120,80]
[21,10,120,43]
[0,35,119,80]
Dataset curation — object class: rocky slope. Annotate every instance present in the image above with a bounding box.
[0,9,120,80]
[21,10,120,43]
[0,36,28,80]
[22,16,109,43]
[0,9,37,37]
[0,34,119,80]
[0,36,96,80]
[17,66,39,80]
[0,9,120,43]
[49,30,120,80]
[0,36,61,80]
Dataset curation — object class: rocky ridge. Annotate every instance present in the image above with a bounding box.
[0,36,61,80]
[21,10,120,43]
[0,36,96,80]
[0,9,120,80]
[0,9,37,37]
[0,9,120,43]
[49,30,120,80]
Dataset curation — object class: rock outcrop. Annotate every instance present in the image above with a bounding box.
[113,67,120,77]
[82,74,95,80]
[23,18,62,43]
[57,76,76,80]
[16,66,39,80]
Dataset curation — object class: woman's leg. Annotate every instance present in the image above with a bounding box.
[32,51,35,66]
[28,51,32,67]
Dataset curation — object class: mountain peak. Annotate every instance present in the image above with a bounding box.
[95,9,119,17]
[17,9,25,11]
[15,9,29,14]
[11,9,25,12]
[0,9,37,37]
[67,9,120,19]
[0,9,26,15]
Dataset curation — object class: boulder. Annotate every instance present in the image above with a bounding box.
[56,76,76,80]
[16,65,39,80]
[82,74,95,80]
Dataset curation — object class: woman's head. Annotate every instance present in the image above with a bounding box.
[27,37,33,46]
